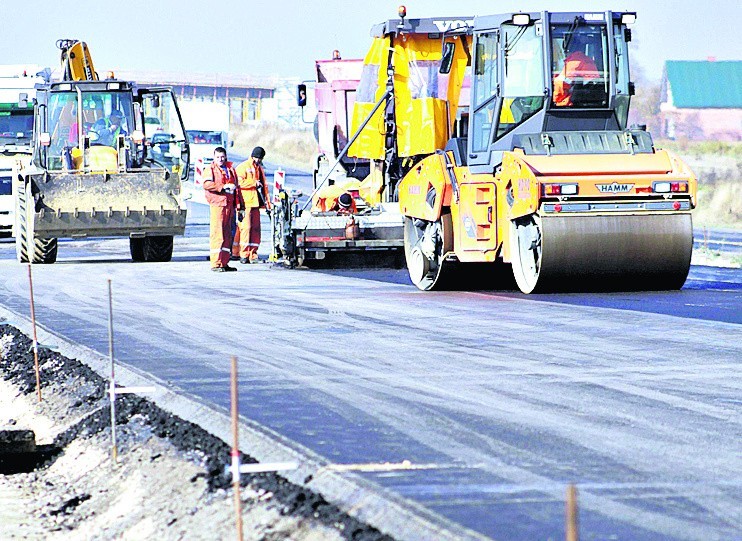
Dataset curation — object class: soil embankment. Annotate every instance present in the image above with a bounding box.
[0,324,391,541]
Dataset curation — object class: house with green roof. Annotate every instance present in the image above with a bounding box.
[659,60,742,141]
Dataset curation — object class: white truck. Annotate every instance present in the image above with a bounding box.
[177,100,231,186]
[0,65,49,237]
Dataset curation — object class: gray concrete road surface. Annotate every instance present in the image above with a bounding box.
[0,173,740,540]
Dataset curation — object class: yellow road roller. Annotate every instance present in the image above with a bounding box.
[379,10,697,293]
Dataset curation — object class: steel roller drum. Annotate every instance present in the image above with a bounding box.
[512,213,694,293]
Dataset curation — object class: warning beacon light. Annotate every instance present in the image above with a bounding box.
[398,5,407,28]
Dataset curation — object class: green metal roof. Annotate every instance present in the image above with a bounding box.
[0,102,33,111]
[665,61,742,108]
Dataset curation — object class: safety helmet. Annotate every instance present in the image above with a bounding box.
[251,146,266,159]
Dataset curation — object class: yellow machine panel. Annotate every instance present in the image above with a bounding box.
[348,37,388,160]
[349,34,469,160]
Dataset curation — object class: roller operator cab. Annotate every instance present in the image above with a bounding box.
[397,11,697,293]
[15,41,191,264]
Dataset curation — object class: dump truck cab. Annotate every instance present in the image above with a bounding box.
[0,98,31,237]
[0,66,48,237]
[310,55,369,189]
[15,41,191,264]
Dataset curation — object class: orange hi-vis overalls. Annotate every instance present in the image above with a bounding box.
[202,161,243,268]
[233,157,271,261]
[553,51,599,106]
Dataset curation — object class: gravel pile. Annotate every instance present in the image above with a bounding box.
[0,324,391,540]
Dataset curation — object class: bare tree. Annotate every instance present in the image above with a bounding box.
[628,62,662,135]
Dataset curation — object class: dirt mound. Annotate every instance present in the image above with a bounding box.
[0,324,392,540]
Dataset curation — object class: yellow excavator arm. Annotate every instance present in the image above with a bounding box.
[57,39,98,81]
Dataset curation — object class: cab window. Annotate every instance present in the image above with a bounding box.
[470,32,498,153]
[496,23,545,139]
[551,22,609,107]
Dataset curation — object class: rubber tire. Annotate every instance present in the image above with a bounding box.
[129,237,145,262]
[14,183,55,264]
[15,226,29,263]
[32,238,58,264]
[143,235,174,262]
[15,178,29,263]
[15,218,29,264]
[510,214,542,294]
[403,214,453,291]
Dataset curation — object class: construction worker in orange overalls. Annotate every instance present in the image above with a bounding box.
[233,146,271,264]
[202,146,242,272]
[553,33,600,107]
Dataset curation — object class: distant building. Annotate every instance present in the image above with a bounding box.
[110,70,303,127]
[659,60,742,141]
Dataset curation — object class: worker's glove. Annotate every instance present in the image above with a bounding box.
[223,183,236,195]
[265,207,272,217]
[237,210,245,222]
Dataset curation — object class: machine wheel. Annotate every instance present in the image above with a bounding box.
[15,179,29,263]
[142,236,174,262]
[129,237,145,262]
[15,227,29,263]
[407,246,431,286]
[510,214,542,294]
[32,238,58,264]
[13,183,55,264]
[403,213,453,291]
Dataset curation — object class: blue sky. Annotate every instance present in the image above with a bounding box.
[4,1,741,83]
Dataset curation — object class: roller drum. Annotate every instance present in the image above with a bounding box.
[512,213,693,293]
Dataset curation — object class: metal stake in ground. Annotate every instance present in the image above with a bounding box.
[231,355,244,541]
[566,483,579,541]
[27,265,41,402]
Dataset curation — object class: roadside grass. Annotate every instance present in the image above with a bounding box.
[693,180,742,229]
[659,140,742,230]
[692,247,742,269]
[657,139,742,160]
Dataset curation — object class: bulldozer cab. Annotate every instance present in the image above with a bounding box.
[466,11,635,171]
[43,88,133,162]
[35,81,189,179]
[139,88,190,179]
